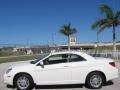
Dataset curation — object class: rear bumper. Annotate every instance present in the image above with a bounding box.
[106,68,119,81]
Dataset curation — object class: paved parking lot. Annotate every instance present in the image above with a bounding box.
[0,61,120,90]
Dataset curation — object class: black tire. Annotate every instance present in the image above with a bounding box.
[85,72,105,89]
[14,73,34,90]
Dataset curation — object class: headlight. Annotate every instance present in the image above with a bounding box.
[6,68,12,74]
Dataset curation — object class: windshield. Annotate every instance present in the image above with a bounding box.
[30,53,49,64]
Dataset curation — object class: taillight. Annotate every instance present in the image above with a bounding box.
[109,62,116,67]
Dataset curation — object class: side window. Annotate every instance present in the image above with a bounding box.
[69,54,86,62]
[44,54,68,65]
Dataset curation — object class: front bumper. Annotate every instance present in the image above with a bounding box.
[4,73,13,86]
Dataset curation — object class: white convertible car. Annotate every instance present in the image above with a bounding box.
[4,51,118,90]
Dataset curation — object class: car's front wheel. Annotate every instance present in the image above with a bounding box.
[85,72,105,89]
[14,73,34,90]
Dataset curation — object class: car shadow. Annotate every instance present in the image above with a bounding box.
[6,81,113,90]
[104,80,114,86]
[35,84,84,89]
[35,81,114,89]
[7,85,15,89]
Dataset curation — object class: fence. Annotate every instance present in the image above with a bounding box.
[81,49,120,60]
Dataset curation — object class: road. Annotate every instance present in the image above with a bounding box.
[0,61,120,90]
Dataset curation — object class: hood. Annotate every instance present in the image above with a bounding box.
[10,61,35,69]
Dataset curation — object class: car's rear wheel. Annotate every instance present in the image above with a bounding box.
[14,74,34,90]
[85,72,105,89]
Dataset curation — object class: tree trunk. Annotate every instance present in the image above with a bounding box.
[113,25,116,59]
[68,35,70,51]
[97,27,99,44]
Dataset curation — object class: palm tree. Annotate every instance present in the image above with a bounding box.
[59,23,77,51]
[92,4,120,58]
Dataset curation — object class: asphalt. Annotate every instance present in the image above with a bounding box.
[0,61,120,90]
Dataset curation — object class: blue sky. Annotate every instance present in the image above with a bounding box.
[0,0,120,45]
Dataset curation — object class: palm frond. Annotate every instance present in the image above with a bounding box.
[114,19,120,26]
[73,28,77,33]
[92,18,107,30]
[99,23,111,33]
[92,20,101,30]
[59,23,77,36]
[69,28,77,35]
[59,29,68,36]
[100,4,113,19]
[115,11,120,19]
[68,23,71,29]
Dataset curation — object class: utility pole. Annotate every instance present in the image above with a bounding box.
[26,38,30,46]
[52,33,56,45]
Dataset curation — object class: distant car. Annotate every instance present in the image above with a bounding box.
[4,51,119,90]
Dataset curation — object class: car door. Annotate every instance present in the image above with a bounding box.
[68,54,89,84]
[35,54,71,85]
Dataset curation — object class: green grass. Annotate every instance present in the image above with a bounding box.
[0,54,40,64]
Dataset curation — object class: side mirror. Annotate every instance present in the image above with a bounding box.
[40,62,44,68]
